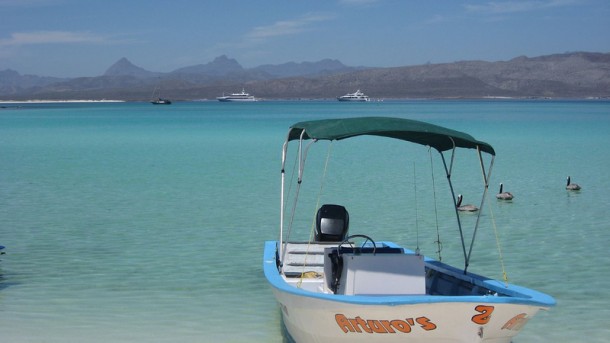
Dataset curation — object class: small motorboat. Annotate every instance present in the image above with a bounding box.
[263,116,554,343]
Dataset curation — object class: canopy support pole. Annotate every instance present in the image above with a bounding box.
[465,148,495,272]
[279,129,316,274]
[278,130,292,270]
[440,146,469,269]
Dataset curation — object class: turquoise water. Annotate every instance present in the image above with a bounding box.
[1,100,609,342]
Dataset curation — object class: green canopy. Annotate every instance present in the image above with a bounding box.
[288,116,495,155]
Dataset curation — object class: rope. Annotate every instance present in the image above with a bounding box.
[413,162,420,255]
[282,175,302,265]
[284,149,299,209]
[297,141,333,288]
[488,202,509,287]
[429,148,443,261]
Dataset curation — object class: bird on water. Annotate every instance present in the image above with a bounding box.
[566,176,581,191]
[496,183,514,200]
[456,194,479,212]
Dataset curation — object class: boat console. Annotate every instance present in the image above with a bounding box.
[325,242,426,296]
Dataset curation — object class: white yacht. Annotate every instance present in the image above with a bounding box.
[337,89,370,102]
[217,89,257,102]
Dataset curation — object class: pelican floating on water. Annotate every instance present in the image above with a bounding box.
[456,194,479,212]
[566,176,581,191]
[496,183,514,200]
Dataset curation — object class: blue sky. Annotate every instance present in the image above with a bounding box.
[1,0,608,77]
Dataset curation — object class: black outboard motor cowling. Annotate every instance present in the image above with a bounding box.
[315,204,349,242]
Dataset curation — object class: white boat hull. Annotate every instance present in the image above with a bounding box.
[264,241,553,343]
[274,290,541,343]
[337,97,369,102]
[217,97,256,102]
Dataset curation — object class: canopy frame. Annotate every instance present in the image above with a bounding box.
[279,117,495,273]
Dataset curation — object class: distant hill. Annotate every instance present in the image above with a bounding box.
[251,52,610,99]
[260,52,610,99]
[168,55,270,84]
[171,55,244,76]
[1,52,609,100]
[0,69,66,95]
[252,58,359,78]
[0,55,359,100]
[104,57,160,78]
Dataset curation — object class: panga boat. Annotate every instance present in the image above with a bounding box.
[337,89,370,102]
[263,117,554,343]
[216,89,257,102]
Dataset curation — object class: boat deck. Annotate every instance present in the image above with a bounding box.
[278,241,504,297]
[282,242,338,276]
[280,241,429,296]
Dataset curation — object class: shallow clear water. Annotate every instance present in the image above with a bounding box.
[1,100,609,342]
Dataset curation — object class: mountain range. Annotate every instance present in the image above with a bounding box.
[1,52,609,100]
